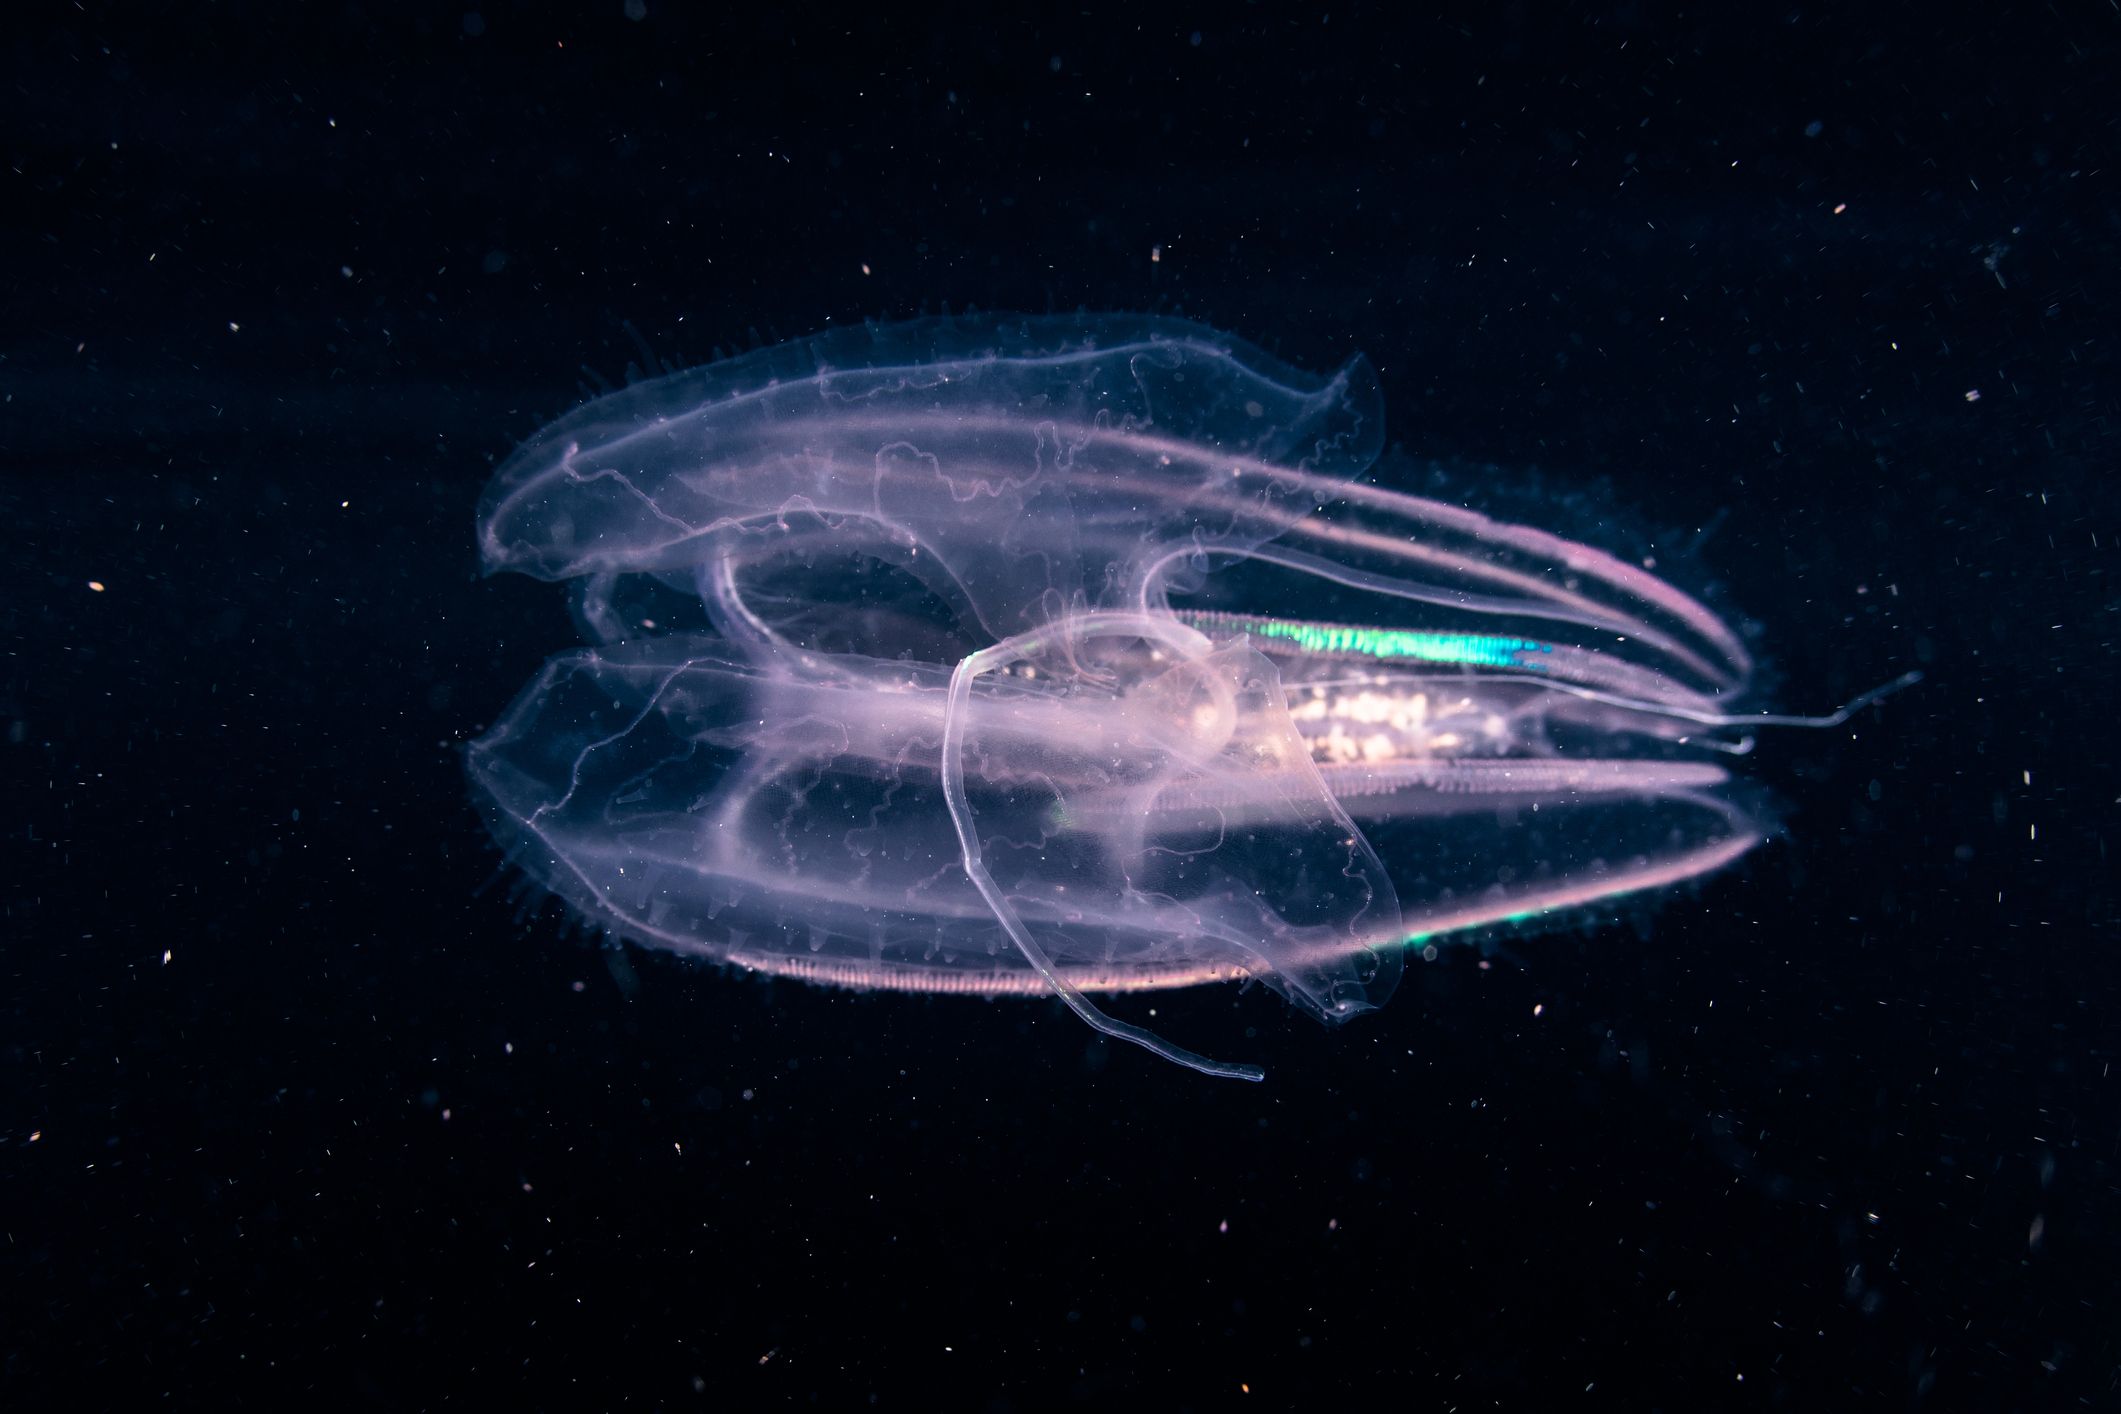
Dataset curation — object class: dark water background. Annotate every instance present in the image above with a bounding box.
[6,4,2116,1408]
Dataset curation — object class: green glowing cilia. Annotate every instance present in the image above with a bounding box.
[1176,610,1553,671]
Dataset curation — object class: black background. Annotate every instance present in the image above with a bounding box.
[6,3,2116,1409]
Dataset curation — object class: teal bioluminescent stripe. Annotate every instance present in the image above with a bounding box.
[1216,615,1553,671]
[1402,908,1548,952]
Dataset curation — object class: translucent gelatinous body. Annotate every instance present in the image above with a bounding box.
[467,315,1833,1078]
